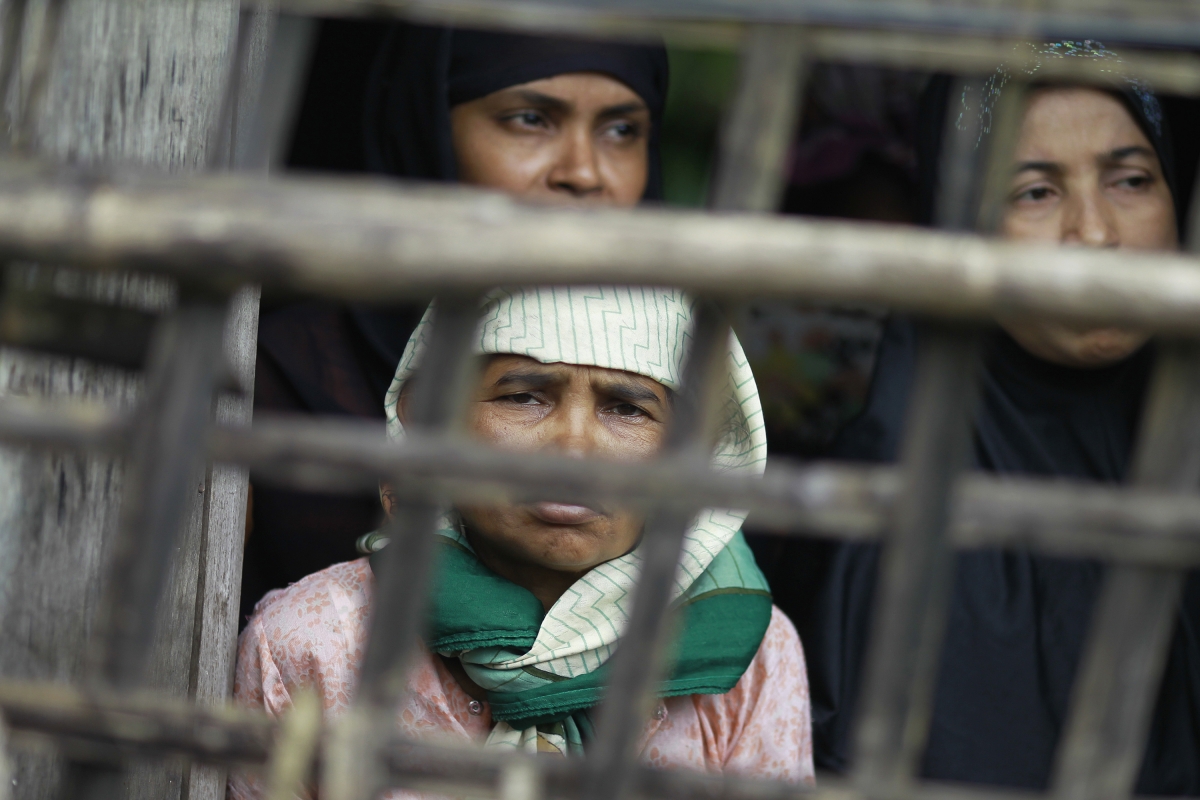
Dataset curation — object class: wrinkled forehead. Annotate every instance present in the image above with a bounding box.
[473,287,694,393]
[1016,86,1156,158]
[479,353,671,395]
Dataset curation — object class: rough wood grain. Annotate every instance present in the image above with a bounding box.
[0,2,253,799]
[9,170,1200,333]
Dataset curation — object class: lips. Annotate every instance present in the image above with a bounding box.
[528,502,604,525]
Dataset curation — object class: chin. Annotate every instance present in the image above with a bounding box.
[1003,319,1149,369]
[1064,328,1149,367]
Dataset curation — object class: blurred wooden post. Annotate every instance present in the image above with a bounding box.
[0,2,262,799]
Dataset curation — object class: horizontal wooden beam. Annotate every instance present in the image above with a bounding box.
[0,681,274,766]
[274,0,1200,55]
[4,166,1200,333]
[0,677,1056,800]
[212,415,1200,567]
[0,404,1193,566]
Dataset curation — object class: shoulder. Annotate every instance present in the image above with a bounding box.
[728,605,808,703]
[759,606,806,670]
[250,557,373,633]
[674,606,812,782]
[236,559,374,715]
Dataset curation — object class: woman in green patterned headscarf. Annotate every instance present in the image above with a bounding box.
[373,285,813,765]
[230,286,813,798]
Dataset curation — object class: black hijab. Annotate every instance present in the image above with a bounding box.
[244,23,670,623]
[761,47,1200,794]
[362,25,668,198]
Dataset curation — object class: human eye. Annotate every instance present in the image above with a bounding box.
[600,120,642,143]
[1112,171,1154,192]
[502,392,542,406]
[501,110,550,131]
[608,402,648,418]
[1011,183,1057,205]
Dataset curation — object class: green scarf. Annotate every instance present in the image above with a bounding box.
[373,527,771,755]
[379,287,772,755]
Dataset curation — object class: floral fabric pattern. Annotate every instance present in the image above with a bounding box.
[227,558,814,799]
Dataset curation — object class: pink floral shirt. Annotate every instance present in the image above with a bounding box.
[228,558,814,798]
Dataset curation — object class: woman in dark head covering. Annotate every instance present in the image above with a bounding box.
[762,42,1200,793]
[244,24,669,619]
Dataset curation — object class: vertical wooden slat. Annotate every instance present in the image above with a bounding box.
[1051,138,1200,800]
[236,12,315,173]
[852,77,991,788]
[709,24,807,213]
[324,294,481,800]
[582,302,729,800]
[1051,344,1200,800]
[580,26,808,800]
[184,287,259,800]
[852,324,979,787]
[62,299,228,800]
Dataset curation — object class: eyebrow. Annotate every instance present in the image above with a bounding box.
[491,367,566,391]
[596,101,649,120]
[594,378,667,406]
[510,89,572,114]
[1104,145,1156,163]
[1013,146,1157,177]
[505,90,647,121]
[491,367,668,406]
[1014,160,1062,177]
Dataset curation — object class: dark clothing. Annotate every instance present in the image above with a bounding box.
[759,56,1200,792]
[762,320,1200,793]
[243,302,422,622]
[243,22,669,622]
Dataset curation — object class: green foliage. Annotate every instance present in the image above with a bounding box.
[660,46,739,207]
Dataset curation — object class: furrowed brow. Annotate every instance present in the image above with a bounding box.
[1014,160,1062,177]
[596,101,648,120]
[510,89,571,114]
[597,379,667,406]
[1105,145,1156,163]
[491,368,567,392]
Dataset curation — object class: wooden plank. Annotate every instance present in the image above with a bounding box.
[1051,344,1200,800]
[276,0,1200,56]
[13,171,1200,334]
[0,2,249,799]
[582,304,729,800]
[852,77,987,787]
[10,404,1200,567]
[184,288,258,800]
[325,294,482,800]
[709,25,806,212]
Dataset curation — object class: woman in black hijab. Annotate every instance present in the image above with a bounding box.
[761,43,1200,794]
[244,24,669,619]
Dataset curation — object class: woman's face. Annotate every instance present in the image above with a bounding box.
[390,354,670,607]
[450,72,650,206]
[1000,87,1178,367]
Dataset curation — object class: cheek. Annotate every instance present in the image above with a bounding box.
[470,405,546,450]
[599,144,649,206]
[1003,205,1062,243]
[455,129,552,194]
[1119,194,1179,250]
[596,420,665,460]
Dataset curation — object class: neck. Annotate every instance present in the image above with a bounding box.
[465,533,584,611]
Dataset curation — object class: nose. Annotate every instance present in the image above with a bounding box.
[543,400,600,458]
[547,124,604,199]
[1063,185,1118,247]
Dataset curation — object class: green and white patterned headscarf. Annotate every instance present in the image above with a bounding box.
[380,286,771,755]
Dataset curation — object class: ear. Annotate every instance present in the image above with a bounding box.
[379,481,398,521]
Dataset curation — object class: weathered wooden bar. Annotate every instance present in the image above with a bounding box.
[276,0,1200,57]
[7,169,1200,332]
